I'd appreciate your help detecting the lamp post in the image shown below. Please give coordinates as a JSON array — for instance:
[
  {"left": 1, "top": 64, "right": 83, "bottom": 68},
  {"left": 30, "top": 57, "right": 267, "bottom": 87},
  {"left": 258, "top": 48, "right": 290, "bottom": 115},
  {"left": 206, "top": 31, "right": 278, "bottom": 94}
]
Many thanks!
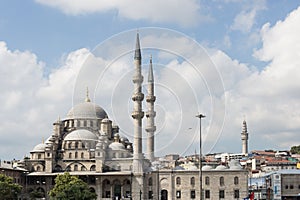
[
  {"left": 23, "top": 171, "right": 29, "bottom": 199},
  {"left": 130, "top": 172, "right": 133, "bottom": 200},
  {"left": 196, "top": 114, "right": 205, "bottom": 200}
]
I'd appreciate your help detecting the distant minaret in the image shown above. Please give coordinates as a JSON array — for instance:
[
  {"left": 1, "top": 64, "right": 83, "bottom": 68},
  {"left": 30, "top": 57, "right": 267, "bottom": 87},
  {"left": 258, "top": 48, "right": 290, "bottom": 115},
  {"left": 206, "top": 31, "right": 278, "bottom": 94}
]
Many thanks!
[
  {"left": 132, "top": 33, "right": 144, "bottom": 173},
  {"left": 145, "top": 56, "right": 156, "bottom": 162},
  {"left": 241, "top": 120, "right": 249, "bottom": 155}
]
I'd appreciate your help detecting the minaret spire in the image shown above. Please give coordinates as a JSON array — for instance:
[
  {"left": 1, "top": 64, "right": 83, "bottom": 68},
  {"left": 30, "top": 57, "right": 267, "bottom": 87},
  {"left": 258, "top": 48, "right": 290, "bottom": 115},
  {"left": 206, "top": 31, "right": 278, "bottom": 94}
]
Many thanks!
[
  {"left": 241, "top": 119, "right": 249, "bottom": 155},
  {"left": 134, "top": 32, "right": 141, "bottom": 60},
  {"left": 146, "top": 56, "right": 156, "bottom": 162},
  {"left": 132, "top": 32, "right": 144, "bottom": 173}
]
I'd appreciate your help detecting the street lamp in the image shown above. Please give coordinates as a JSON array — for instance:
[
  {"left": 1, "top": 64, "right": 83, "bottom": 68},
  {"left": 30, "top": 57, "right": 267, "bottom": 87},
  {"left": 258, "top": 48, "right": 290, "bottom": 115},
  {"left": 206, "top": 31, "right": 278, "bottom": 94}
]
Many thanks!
[
  {"left": 196, "top": 113, "right": 205, "bottom": 200},
  {"left": 23, "top": 171, "right": 29, "bottom": 199}
]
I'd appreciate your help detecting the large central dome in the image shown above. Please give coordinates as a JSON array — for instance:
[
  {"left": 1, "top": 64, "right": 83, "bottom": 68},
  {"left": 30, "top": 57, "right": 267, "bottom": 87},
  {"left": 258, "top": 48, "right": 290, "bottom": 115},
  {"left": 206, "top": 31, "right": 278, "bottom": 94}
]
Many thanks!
[{"left": 66, "top": 99, "right": 107, "bottom": 119}]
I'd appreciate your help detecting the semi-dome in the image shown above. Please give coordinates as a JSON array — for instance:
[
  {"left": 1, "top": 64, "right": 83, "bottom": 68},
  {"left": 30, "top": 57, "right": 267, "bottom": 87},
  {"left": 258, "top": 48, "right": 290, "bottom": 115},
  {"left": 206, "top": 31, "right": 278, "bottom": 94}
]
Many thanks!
[
  {"left": 66, "top": 101, "right": 107, "bottom": 119},
  {"left": 64, "top": 129, "right": 98, "bottom": 141},
  {"left": 215, "top": 165, "right": 228, "bottom": 170},
  {"left": 32, "top": 143, "right": 47, "bottom": 152},
  {"left": 109, "top": 142, "right": 125, "bottom": 151},
  {"left": 202, "top": 165, "right": 213, "bottom": 171}
]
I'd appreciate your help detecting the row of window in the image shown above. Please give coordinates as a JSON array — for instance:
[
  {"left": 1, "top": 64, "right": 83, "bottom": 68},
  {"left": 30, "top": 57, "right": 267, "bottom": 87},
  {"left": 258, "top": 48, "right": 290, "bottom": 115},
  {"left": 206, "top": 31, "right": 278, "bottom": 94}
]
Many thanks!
[
  {"left": 64, "top": 119, "right": 98, "bottom": 128},
  {"left": 285, "top": 184, "right": 300, "bottom": 189},
  {"left": 65, "top": 141, "right": 86, "bottom": 149},
  {"left": 171, "top": 176, "right": 239, "bottom": 186},
  {"left": 68, "top": 152, "right": 85, "bottom": 159},
  {"left": 176, "top": 189, "right": 239, "bottom": 199},
  {"left": 65, "top": 165, "right": 96, "bottom": 171},
  {"left": 147, "top": 189, "right": 240, "bottom": 199}
]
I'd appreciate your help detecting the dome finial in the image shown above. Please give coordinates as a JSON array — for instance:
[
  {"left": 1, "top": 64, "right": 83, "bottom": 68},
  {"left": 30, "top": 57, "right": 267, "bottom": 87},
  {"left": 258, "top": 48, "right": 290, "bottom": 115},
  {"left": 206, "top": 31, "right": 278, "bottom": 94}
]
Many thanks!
[{"left": 85, "top": 87, "right": 91, "bottom": 102}]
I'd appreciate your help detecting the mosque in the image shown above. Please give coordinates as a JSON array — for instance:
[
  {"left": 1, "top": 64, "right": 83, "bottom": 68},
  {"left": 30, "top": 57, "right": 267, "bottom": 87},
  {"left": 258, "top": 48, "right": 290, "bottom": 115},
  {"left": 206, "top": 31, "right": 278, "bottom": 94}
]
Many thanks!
[{"left": 22, "top": 33, "right": 248, "bottom": 200}]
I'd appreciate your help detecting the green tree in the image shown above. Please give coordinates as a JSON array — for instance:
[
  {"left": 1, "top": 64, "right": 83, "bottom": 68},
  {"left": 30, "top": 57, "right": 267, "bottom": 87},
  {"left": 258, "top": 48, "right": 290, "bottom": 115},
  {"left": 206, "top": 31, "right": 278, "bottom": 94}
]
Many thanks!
[
  {"left": 290, "top": 145, "right": 300, "bottom": 154},
  {"left": 0, "top": 174, "right": 22, "bottom": 200},
  {"left": 49, "top": 172, "right": 97, "bottom": 200}
]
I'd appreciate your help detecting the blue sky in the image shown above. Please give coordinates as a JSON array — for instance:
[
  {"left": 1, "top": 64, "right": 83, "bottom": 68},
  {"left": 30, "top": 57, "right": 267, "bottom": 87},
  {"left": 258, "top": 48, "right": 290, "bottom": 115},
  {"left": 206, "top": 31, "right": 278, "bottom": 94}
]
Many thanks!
[
  {"left": 1, "top": 0, "right": 300, "bottom": 160},
  {"left": 1, "top": 0, "right": 298, "bottom": 69}
]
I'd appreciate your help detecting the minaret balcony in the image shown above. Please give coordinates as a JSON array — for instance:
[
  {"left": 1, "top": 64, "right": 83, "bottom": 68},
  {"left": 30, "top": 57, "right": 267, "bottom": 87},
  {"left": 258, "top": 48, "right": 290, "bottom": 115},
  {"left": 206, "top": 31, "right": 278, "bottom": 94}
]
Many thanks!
[
  {"left": 146, "top": 95, "right": 156, "bottom": 102},
  {"left": 241, "top": 134, "right": 248, "bottom": 140},
  {"left": 132, "top": 93, "right": 144, "bottom": 101},
  {"left": 132, "top": 75, "right": 144, "bottom": 83},
  {"left": 146, "top": 111, "right": 156, "bottom": 118},
  {"left": 131, "top": 111, "right": 144, "bottom": 119},
  {"left": 145, "top": 126, "right": 156, "bottom": 132}
]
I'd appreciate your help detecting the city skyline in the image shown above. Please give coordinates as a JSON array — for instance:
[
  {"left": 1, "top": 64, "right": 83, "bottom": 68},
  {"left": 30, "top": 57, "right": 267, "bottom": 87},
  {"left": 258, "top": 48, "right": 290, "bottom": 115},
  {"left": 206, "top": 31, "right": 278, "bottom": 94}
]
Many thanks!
[{"left": 1, "top": 1, "right": 300, "bottom": 160}]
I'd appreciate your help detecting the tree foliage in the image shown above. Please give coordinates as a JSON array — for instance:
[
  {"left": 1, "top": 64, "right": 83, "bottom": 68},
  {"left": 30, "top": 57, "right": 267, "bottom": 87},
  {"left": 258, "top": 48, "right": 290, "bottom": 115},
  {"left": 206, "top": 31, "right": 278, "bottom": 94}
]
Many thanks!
[
  {"left": 0, "top": 174, "right": 22, "bottom": 200},
  {"left": 49, "top": 172, "right": 97, "bottom": 200},
  {"left": 290, "top": 145, "right": 300, "bottom": 154}
]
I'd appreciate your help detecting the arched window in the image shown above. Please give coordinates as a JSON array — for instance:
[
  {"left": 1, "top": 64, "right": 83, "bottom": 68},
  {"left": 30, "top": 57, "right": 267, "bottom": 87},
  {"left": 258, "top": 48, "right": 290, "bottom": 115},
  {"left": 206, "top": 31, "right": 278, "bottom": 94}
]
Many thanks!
[
  {"left": 205, "top": 176, "right": 210, "bottom": 185},
  {"left": 65, "top": 166, "right": 71, "bottom": 172},
  {"left": 36, "top": 166, "right": 41, "bottom": 172},
  {"left": 75, "top": 152, "right": 78, "bottom": 158},
  {"left": 74, "top": 165, "right": 78, "bottom": 171},
  {"left": 81, "top": 152, "right": 84, "bottom": 158},
  {"left": 69, "top": 153, "right": 72, "bottom": 158},
  {"left": 176, "top": 177, "right": 181, "bottom": 185},
  {"left": 75, "top": 142, "right": 79, "bottom": 149},
  {"left": 220, "top": 176, "right": 224, "bottom": 186},
  {"left": 68, "top": 142, "right": 72, "bottom": 149},
  {"left": 234, "top": 176, "right": 239, "bottom": 185},
  {"left": 148, "top": 177, "right": 153, "bottom": 186},
  {"left": 191, "top": 177, "right": 195, "bottom": 185},
  {"left": 90, "top": 165, "right": 96, "bottom": 171}
]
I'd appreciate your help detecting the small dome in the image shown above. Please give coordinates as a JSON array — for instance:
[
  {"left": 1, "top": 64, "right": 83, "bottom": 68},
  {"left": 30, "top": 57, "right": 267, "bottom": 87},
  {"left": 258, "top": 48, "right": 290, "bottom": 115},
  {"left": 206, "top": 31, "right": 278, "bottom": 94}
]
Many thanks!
[
  {"left": 66, "top": 101, "right": 107, "bottom": 119},
  {"left": 32, "top": 143, "right": 47, "bottom": 152},
  {"left": 215, "top": 165, "right": 228, "bottom": 170},
  {"left": 202, "top": 165, "right": 213, "bottom": 171},
  {"left": 187, "top": 165, "right": 198, "bottom": 170},
  {"left": 64, "top": 129, "right": 98, "bottom": 141},
  {"left": 109, "top": 142, "right": 125, "bottom": 151},
  {"left": 120, "top": 136, "right": 129, "bottom": 142},
  {"left": 102, "top": 117, "right": 110, "bottom": 123}
]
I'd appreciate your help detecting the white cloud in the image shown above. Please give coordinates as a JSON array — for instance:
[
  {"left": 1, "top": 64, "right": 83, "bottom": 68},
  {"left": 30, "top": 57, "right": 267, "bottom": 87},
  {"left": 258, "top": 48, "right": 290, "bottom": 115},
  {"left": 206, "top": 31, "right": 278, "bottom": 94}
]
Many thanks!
[
  {"left": 223, "top": 6, "right": 300, "bottom": 151},
  {"left": 231, "top": 0, "right": 267, "bottom": 33},
  {"left": 0, "top": 42, "right": 90, "bottom": 159},
  {"left": 35, "top": 0, "right": 205, "bottom": 27}
]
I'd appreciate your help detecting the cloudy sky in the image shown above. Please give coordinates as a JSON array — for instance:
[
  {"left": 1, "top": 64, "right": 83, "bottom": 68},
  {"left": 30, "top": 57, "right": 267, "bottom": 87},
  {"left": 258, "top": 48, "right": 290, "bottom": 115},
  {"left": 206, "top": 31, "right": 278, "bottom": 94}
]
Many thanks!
[{"left": 1, "top": 0, "right": 300, "bottom": 160}]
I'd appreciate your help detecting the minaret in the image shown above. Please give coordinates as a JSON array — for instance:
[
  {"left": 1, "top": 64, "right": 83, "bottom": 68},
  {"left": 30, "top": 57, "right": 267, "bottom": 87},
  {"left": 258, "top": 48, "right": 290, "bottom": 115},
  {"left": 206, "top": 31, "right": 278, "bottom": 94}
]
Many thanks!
[
  {"left": 131, "top": 33, "right": 144, "bottom": 173},
  {"left": 241, "top": 120, "right": 249, "bottom": 155},
  {"left": 145, "top": 56, "right": 156, "bottom": 162}
]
